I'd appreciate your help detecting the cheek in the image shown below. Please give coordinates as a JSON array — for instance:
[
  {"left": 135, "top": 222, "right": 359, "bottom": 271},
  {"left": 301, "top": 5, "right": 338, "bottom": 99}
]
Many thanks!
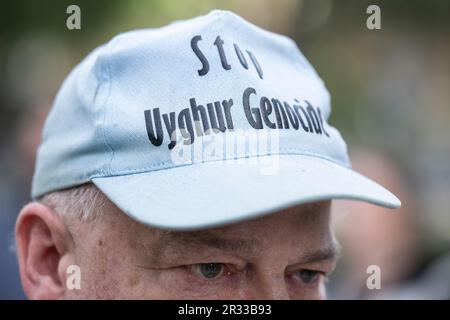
[
  {"left": 68, "top": 241, "right": 182, "bottom": 299},
  {"left": 72, "top": 246, "right": 119, "bottom": 298},
  {"left": 286, "top": 278, "right": 328, "bottom": 300},
  {"left": 144, "top": 270, "right": 242, "bottom": 299}
]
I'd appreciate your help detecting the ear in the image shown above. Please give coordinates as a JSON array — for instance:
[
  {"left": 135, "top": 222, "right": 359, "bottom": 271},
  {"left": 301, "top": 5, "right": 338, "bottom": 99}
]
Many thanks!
[{"left": 15, "top": 202, "right": 75, "bottom": 300}]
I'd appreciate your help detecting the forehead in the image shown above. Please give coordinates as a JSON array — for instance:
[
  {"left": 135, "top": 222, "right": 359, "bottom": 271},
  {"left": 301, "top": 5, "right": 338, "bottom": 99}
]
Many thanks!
[
  {"left": 126, "top": 200, "right": 331, "bottom": 235},
  {"left": 197, "top": 201, "right": 332, "bottom": 239},
  {"left": 117, "top": 201, "right": 334, "bottom": 259}
]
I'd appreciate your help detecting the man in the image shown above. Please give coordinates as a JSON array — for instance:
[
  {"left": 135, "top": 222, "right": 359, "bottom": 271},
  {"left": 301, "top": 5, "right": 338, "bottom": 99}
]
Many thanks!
[{"left": 15, "top": 10, "right": 400, "bottom": 299}]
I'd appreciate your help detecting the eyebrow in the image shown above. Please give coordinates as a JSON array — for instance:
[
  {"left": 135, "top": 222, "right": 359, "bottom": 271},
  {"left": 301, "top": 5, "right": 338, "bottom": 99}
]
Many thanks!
[
  {"left": 152, "top": 232, "right": 261, "bottom": 260},
  {"left": 149, "top": 231, "right": 340, "bottom": 265},
  {"left": 299, "top": 244, "right": 341, "bottom": 265}
]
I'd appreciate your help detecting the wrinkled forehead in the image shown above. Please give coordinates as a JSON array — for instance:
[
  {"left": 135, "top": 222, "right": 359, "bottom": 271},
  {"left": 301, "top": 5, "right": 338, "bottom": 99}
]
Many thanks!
[
  {"left": 206, "top": 200, "right": 333, "bottom": 235},
  {"left": 77, "top": 195, "right": 335, "bottom": 263},
  {"left": 125, "top": 201, "right": 335, "bottom": 259}
]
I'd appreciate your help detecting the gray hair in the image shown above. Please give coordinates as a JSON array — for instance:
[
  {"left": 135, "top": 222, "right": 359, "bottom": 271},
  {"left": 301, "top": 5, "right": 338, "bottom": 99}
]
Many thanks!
[{"left": 38, "top": 183, "right": 108, "bottom": 222}]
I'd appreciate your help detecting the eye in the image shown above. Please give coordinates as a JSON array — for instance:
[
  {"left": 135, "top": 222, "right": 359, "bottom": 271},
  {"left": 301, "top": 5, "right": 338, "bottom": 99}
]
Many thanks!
[
  {"left": 294, "top": 270, "right": 321, "bottom": 284},
  {"left": 191, "top": 263, "right": 226, "bottom": 280}
]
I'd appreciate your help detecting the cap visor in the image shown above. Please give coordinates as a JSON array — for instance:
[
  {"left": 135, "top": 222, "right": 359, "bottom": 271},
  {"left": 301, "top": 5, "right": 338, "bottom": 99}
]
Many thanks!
[{"left": 92, "top": 154, "right": 401, "bottom": 230}]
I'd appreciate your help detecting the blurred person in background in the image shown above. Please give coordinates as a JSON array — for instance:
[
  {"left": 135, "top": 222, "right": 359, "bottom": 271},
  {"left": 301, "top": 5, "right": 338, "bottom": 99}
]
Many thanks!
[
  {"left": 329, "top": 149, "right": 450, "bottom": 299},
  {"left": 0, "top": 101, "right": 49, "bottom": 299}
]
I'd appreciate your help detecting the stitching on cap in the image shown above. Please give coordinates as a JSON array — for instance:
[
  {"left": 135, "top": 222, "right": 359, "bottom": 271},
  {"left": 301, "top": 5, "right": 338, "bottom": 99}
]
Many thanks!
[
  {"left": 99, "top": 41, "right": 117, "bottom": 176},
  {"left": 90, "top": 149, "right": 349, "bottom": 179}
]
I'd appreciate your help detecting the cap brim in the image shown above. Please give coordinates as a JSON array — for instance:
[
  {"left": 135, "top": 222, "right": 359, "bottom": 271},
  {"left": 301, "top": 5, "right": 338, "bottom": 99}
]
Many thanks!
[{"left": 92, "top": 154, "right": 401, "bottom": 230}]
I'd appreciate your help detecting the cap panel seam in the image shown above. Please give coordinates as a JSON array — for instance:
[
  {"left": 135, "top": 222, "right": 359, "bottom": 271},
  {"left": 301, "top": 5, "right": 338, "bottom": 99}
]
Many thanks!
[
  {"left": 90, "top": 150, "right": 350, "bottom": 179},
  {"left": 98, "top": 41, "right": 119, "bottom": 176}
]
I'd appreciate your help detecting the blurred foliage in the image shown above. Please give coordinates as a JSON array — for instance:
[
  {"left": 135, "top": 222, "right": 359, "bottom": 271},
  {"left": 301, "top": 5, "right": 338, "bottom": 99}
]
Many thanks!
[
  {"left": 1, "top": 0, "right": 449, "bottom": 42},
  {"left": 1, "top": 0, "right": 449, "bottom": 173},
  {"left": 1, "top": 0, "right": 449, "bottom": 129},
  {"left": 0, "top": 0, "right": 120, "bottom": 42}
]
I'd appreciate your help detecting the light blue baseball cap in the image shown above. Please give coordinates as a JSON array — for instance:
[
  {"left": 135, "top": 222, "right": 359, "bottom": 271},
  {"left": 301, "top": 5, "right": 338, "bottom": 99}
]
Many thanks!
[{"left": 32, "top": 10, "right": 400, "bottom": 230}]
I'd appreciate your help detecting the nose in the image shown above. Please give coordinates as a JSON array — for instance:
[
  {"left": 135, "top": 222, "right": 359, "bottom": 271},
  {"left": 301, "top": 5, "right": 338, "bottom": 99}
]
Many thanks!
[{"left": 247, "top": 275, "right": 290, "bottom": 300}]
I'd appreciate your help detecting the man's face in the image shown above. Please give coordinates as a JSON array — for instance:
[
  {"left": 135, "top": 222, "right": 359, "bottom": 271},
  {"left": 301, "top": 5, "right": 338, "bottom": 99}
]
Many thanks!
[{"left": 64, "top": 200, "right": 337, "bottom": 299}]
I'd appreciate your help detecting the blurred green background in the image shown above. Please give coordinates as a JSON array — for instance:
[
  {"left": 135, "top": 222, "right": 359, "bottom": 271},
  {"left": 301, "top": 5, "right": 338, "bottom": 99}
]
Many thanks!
[{"left": 0, "top": 0, "right": 449, "bottom": 299}]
